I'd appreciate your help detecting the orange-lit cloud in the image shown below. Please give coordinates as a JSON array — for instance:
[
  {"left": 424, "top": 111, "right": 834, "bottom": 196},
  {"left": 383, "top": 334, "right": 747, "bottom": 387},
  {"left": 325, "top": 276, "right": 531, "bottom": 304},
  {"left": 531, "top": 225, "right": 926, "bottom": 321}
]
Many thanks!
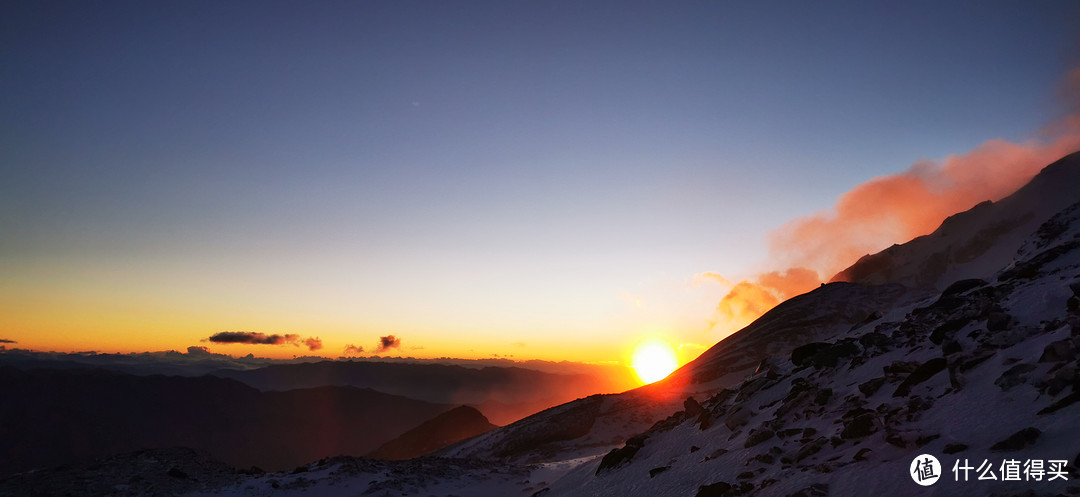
[
  {"left": 0, "top": 338, "right": 15, "bottom": 344},
  {"left": 708, "top": 268, "right": 822, "bottom": 333},
  {"left": 343, "top": 344, "right": 364, "bottom": 356},
  {"left": 304, "top": 337, "right": 323, "bottom": 351},
  {"left": 376, "top": 335, "right": 401, "bottom": 353},
  {"left": 205, "top": 331, "right": 323, "bottom": 351},
  {"left": 707, "top": 68, "right": 1080, "bottom": 338},
  {"left": 769, "top": 139, "right": 1080, "bottom": 277}
]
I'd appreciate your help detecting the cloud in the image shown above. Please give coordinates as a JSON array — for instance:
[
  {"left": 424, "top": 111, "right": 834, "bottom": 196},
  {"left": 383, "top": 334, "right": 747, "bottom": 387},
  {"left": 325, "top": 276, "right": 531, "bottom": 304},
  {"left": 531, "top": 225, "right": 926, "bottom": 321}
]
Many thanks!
[
  {"left": 693, "top": 272, "right": 732, "bottom": 286},
  {"left": 0, "top": 338, "right": 15, "bottom": 344},
  {"left": 206, "top": 331, "right": 323, "bottom": 351},
  {"left": 706, "top": 68, "right": 1080, "bottom": 339},
  {"left": 343, "top": 344, "right": 364, "bottom": 355},
  {"left": 376, "top": 335, "right": 401, "bottom": 353},
  {"left": 767, "top": 140, "right": 1080, "bottom": 278}
]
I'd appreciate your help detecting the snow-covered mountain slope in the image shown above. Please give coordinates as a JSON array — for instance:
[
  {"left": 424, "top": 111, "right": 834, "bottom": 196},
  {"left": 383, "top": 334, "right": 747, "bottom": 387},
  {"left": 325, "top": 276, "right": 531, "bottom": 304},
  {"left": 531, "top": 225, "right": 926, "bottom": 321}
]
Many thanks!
[
  {"left": 168, "top": 183, "right": 1079, "bottom": 497},
  {"left": 541, "top": 198, "right": 1080, "bottom": 497},
  {"left": 832, "top": 151, "right": 1080, "bottom": 289},
  {"left": 5, "top": 155, "right": 1079, "bottom": 497}
]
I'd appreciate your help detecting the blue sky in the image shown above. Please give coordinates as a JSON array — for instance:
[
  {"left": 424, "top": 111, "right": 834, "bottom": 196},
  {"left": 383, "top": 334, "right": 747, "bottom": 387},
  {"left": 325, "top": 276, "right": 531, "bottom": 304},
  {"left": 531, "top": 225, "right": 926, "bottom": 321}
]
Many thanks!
[{"left": 2, "top": 0, "right": 1078, "bottom": 362}]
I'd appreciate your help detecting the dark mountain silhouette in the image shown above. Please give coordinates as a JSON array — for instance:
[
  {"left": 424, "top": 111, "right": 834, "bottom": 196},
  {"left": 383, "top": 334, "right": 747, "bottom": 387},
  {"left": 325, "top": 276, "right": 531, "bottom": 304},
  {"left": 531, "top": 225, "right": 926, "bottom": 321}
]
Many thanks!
[
  {"left": 0, "top": 367, "right": 451, "bottom": 476},
  {"left": 211, "top": 360, "right": 616, "bottom": 425},
  {"left": 368, "top": 405, "right": 498, "bottom": 460}
]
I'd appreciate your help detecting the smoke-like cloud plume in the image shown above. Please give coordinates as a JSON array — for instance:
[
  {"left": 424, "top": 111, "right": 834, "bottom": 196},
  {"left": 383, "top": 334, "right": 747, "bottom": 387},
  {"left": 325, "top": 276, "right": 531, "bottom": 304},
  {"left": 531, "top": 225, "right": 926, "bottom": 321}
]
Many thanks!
[
  {"left": 205, "top": 331, "right": 323, "bottom": 351},
  {"left": 0, "top": 338, "right": 16, "bottom": 344},
  {"left": 706, "top": 68, "right": 1080, "bottom": 338},
  {"left": 376, "top": 335, "right": 401, "bottom": 353},
  {"left": 343, "top": 344, "right": 364, "bottom": 356}
]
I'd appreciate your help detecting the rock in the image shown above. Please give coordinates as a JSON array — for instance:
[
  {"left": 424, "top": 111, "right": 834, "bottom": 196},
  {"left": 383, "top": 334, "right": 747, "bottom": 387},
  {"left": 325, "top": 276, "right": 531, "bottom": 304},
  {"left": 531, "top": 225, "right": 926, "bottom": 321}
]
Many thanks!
[
  {"left": 943, "top": 443, "right": 968, "bottom": 454},
  {"left": 684, "top": 397, "right": 705, "bottom": 418},
  {"left": 990, "top": 427, "right": 1042, "bottom": 452},
  {"left": 1038, "top": 339, "right": 1076, "bottom": 363},
  {"left": 648, "top": 466, "right": 670, "bottom": 478},
  {"left": 883, "top": 360, "right": 920, "bottom": 376},
  {"left": 796, "top": 437, "right": 827, "bottom": 462},
  {"left": 744, "top": 428, "right": 775, "bottom": 448},
  {"left": 885, "top": 432, "right": 907, "bottom": 448},
  {"left": 595, "top": 435, "right": 647, "bottom": 475},
  {"left": 942, "top": 340, "right": 962, "bottom": 355},
  {"left": 916, "top": 434, "right": 940, "bottom": 447},
  {"left": 892, "top": 358, "right": 947, "bottom": 397},
  {"left": 959, "top": 350, "right": 995, "bottom": 372},
  {"left": 853, "top": 448, "right": 873, "bottom": 461},
  {"left": 1038, "top": 364, "right": 1076, "bottom": 395},
  {"left": 813, "top": 388, "right": 832, "bottom": 405},
  {"left": 840, "top": 412, "right": 878, "bottom": 439},
  {"left": 705, "top": 448, "right": 729, "bottom": 461},
  {"left": 942, "top": 279, "right": 988, "bottom": 296},
  {"left": 690, "top": 445, "right": 700, "bottom": 453},
  {"left": 166, "top": 467, "right": 188, "bottom": 479},
  {"left": 736, "top": 471, "right": 755, "bottom": 480},
  {"left": 754, "top": 453, "right": 775, "bottom": 464},
  {"left": 931, "top": 318, "right": 970, "bottom": 344},
  {"left": 698, "top": 411, "right": 714, "bottom": 431},
  {"left": 858, "top": 332, "right": 890, "bottom": 349},
  {"left": 810, "top": 341, "right": 860, "bottom": 369},
  {"left": 1037, "top": 392, "right": 1080, "bottom": 415},
  {"left": 791, "top": 343, "right": 832, "bottom": 367},
  {"left": 858, "top": 377, "right": 886, "bottom": 397},
  {"left": 777, "top": 428, "right": 803, "bottom": 439},
  {"left": 695, "top": 481, "right": 732, "bottom": 497},
  {"left": 994, "top": 363, "right": 1037, "bottom": 391},
  {"left": 987, "top": 311, "right": 1013, "bottom": 332}
]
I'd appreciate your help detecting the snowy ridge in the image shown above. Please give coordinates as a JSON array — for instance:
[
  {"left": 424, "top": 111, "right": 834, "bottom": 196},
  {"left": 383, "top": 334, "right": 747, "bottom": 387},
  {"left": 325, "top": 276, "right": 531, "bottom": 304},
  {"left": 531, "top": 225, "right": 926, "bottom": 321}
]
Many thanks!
[{"left": 832, "top": 151, "right": 1080, "bottom": 290}]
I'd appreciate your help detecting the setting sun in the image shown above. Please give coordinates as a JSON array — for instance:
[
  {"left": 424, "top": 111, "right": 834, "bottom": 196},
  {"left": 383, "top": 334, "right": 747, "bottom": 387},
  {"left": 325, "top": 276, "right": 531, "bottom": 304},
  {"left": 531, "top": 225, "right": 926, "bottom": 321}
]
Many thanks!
[{"left": 631, "top": 339, "right": 679, "bottom": 384}]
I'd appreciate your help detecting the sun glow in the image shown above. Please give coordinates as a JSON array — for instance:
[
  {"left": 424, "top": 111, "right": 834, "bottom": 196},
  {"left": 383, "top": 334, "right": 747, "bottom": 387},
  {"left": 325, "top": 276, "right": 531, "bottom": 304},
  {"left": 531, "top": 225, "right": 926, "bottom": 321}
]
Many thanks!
[{"left": 631, "top": 339, "right": 679, "bottom": 384}]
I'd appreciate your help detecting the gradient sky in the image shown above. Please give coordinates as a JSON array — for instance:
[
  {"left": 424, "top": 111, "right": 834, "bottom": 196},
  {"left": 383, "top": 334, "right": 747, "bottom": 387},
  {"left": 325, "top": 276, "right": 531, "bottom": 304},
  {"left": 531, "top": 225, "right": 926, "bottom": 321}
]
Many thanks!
[{"left": 2, "top": 1, "right": 1079, "bottom": 364}]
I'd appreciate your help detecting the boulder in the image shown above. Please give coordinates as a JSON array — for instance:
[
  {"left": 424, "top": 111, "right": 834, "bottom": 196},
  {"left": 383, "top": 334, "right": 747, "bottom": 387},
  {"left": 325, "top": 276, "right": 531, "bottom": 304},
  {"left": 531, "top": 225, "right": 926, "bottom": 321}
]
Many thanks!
[{"left": 989, "top": 427, "right": 1041, "bottom": 452}]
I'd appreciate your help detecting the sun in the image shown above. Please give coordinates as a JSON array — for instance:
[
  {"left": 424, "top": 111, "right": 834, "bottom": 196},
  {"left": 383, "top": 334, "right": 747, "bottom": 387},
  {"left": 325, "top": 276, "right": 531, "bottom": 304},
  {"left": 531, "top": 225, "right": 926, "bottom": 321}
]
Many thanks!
[{"left": 631, "top": 339, "right": 679, "bottom": 384}]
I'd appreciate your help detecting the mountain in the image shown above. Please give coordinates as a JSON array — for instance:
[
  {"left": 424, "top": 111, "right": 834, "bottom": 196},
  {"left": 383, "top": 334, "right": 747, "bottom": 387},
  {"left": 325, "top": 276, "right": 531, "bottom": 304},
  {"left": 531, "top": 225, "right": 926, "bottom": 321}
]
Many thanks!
[
  {"left": 368, "top": 405, "right": 498, "bottom": 460},
  {"left": 3, "top": 152, "right": 1078, "bottom": 496},
  {"left": 0, "top": 368, "right": 452, "bottom": 476},
  {"left": 832, "top": 151, "right": 1080, "bottom": 289},
  {"left": 210, "top": 360, "right": 622, "bottom": 425}
]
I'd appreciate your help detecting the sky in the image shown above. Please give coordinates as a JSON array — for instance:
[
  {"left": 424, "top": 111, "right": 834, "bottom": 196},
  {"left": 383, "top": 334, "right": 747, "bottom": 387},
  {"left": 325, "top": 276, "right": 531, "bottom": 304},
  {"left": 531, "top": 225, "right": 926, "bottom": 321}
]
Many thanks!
[{"left": 2, "top": 1, "right": 1079, "bottom": 365}]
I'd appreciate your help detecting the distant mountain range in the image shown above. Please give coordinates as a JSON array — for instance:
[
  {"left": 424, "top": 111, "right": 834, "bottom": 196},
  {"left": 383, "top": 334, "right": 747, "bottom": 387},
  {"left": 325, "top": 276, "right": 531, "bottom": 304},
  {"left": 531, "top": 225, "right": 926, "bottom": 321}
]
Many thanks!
[
  {"left": 209, "top": 359, "right": 618, "bottom": 425},
  {"left": 0, "top": 367, "right": 450, "bottom": 475}
]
